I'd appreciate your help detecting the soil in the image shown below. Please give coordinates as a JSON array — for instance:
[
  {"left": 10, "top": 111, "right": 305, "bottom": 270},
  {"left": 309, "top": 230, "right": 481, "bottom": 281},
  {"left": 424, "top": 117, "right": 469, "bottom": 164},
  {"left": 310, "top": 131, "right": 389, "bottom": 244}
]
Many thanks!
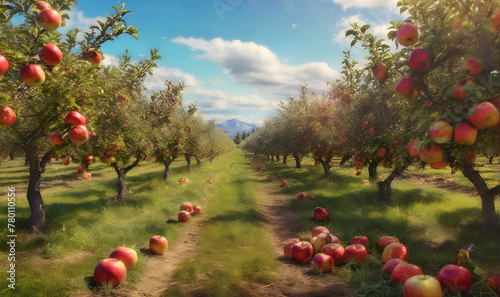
[{"left": 398, "top": 173, "right": 479, "bottom": 197}]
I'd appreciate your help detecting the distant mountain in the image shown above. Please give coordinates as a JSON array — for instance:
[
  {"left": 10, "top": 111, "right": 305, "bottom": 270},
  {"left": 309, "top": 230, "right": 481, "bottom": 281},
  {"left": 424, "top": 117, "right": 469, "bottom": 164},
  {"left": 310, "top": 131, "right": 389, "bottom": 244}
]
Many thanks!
[{"left": 216, "top": 118, "right": 258, "bottom": 138}]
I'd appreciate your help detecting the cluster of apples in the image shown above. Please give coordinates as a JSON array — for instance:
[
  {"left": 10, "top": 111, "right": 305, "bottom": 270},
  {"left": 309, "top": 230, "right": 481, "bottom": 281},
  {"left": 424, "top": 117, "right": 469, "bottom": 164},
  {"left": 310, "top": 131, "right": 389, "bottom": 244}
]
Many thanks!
[
  {"left": 178, "top": 177, "right": 190, "bottom": 185},
  {"left": 178, "top": 202, "right": 202, "bottom": 222},
  {"left": 75, "top": 165, "right": 91, "bottom": 179},
  {"left": 50, "top": 111, "right": 90, "bottom": 146}
]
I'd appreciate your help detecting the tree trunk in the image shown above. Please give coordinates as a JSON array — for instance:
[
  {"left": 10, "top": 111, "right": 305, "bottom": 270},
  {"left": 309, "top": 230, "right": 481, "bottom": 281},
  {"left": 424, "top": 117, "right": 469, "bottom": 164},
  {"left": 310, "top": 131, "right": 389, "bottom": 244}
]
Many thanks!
[
  {"left": 24, "top": 154, "right": 29, "bottom": 166},
  {"left": 163, "top": 161, "right": 171, "bottom": 181},
  {"left": 9, "top": 151, "right": 15, "bottom": 160},
  {"left": 195, "top": 156, "right": 201, "bottom": 166},
  {"left": 340, "top": 154, "right": 352, "bottom": 166},
  {"left": 377, "top": 163, "right": 407, "bottom": 202},
  {"left": 461, "top": 162, "right": 499, "bottom": 234},
  {"left": 116, "top": 171, "right": 126, "bottom": 200},
  {"left": 488, "top": 155, "right": 494, "bottom": 164},
  {"left": 275, "top": 154, "right": 280, "bottom": 162},
  {"left": 265, "top": 153, "right": 270, "bottom": 160},
  {"left": 185, "top": 154, "right": 191, "bottom": 172},
  {"left": 368, "top": 160, "right": 379, "bottom": 181},
  {"left": 293, "top": 152, "right": 301, "bottom": 169},
  {"left": 283, "top": 155, "right": 288, "bottom": 165},
  {"left": 318, "top": 158, "right": 331, "bottom": 176},
  {"left": 271, "top": 155, "right": 275, "bottom": 162}
]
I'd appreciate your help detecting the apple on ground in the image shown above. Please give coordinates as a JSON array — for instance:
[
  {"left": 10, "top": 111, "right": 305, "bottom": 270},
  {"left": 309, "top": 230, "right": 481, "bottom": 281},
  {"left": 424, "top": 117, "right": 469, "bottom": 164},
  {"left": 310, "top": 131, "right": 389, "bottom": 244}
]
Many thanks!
[
  {"left": 437, "top": 264, "right": 472, "bottom": 295},
  {"left": 283, "top": 239, "right": 299, "bottom": 259},
  {"left": 313, "top": 253, "right": 334, "bottom": 273},
  {"left": 297, "top": 192, "right": 306, "bottom": 200},
  {"left": 321, "top": 243, "right": 345, "bottom": 265},
  {"left": 0, "top": 54, "right": 8, "bottom": 76},
  {"left": 344, "top": 244, "right": 368, "bottom": 263},
  {"left": 61, "top": 158, "right": 70, "bottom": 165},
  {"left": 93, "top": 258, "right": 127, "bottom": 287},
  {"left": 37, "top": 8, "right": 61, "bottom": 31},
  {"left": 149, "top": 236, "right": 168, "bottom": 255},
  {"left": 192, "top": 206, "right": 202, "bottom": 216},
  {"left": 313, "top": 232, "right": 332, "bottom": 253},
  {"left": 68, "top": 125, "right": 89, "bottom": 145},
  {"left": 81, "top": 172, "right": 92, "bottom": 179},
  {"left": 312, "top": 226, "right": 329, "bottom": 238},
  {"left": 403, "top": 274, "right": 442, "bottom": 297},
  {"left": 397, "top": 23, "right": 419, "bottom": 47},
  {"left": 468, "top": 102, "right": 499, "bottom": 129},
  {"left": 292, "top": 239, "right": 313, "bottom": 264},
  {"left": 280, "top": 179, "right": 288, "bottom": 187},
  {"left": 396, "top": 77, "right": 421, "bottom": 99},
  {"left": 378, "top": 236, "right": 399, "bottom": 248},
  {"left": 20, "top": 64, "right": 45, "bottom": 87},
  {"left": 486, "top": 274, "right": 499, "bottom": 295},
  {"left": 454, "top": 122, "right": 478, "bottom": 145},
  {"left": 178, "top": 211, "right": 191, "bottom": 222},
  {"left": 451, "top": 78, "right": 475, "bottom": 100},
  {"left": 391, "top": 262, "right": 423, "bottom": 286},
  {"left": 408, "top": 48, "right": 431, "bottom": 72},
  {"left": 382, "top": 258, "right": 405, "bottom": 276},
  {"left": 314, "top": 207, "right": 328, "bottom": 220},
  {"left": 352, "top": 236, "right": 368, "bottom": 248},
  {"left": 373, "top": 62, "right": 389, "bottom": 82},
  {"left": 428, "top": 120, "right": 453, "bottom": 143},
  {"left": 38, "top": 43, "right": 62, "bottom": 66},
  {"left": 419, "top": 143, "right": 444, "bottom": 164},
  {"left": 50, "top": 133, "right": 64, "bottom": 145},
  {"left": 110, "top": 247, "right": 138, "bottom": 269},
  {"left": 180, "top": 202, "right": 194, "bottom": 213},
  {"left": 64, "top": 111, "right": 86, "bottom": 125},
  {"left": 382, "top": 242, "right": 408, "bottom": 263},
  {"left": 461, "top": 57, "right": 482, "bottom": 77}
]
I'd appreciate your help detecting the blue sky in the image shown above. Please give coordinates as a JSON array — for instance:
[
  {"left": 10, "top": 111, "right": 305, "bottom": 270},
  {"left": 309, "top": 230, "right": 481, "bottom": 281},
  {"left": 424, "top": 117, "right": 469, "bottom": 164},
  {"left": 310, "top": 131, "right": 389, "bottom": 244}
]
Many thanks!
[{"left": 66, "top": 0, "right": 404, "bottom": 124}]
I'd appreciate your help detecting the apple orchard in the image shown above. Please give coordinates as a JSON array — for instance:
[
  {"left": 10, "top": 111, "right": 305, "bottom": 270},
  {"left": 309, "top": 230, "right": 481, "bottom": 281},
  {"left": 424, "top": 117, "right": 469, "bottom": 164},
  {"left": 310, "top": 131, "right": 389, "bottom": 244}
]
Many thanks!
[{"left": 0, "top": 0, "right": 499, "bottom": 296}]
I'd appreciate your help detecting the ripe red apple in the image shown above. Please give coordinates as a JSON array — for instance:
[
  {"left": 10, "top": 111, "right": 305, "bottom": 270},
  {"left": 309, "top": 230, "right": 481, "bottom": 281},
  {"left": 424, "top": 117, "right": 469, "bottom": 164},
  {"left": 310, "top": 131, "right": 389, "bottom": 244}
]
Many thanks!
[
  {"left": 0, "top": 54, "right": 8, "bottom": 76},
  {"left": 354, "top": 161, "right": 363, "bottom": 169},
  {"left": 68, "top": 125, "right": 89, "bottom": 145},
  {"left": 352, "top": 236, "right": 368, "bottom": 248},
  {"left": 313, "top": 253, "right": 334, "bottom": 273},
  {"left": 100, "top": 155, "right": 116, "bottom": 164},
  {"left": 297, "top": 192, "right": 306, "bottom": 200},
  {"left": 35, "top": 1, "right": 51, "bottom": 11},
  {"left": 407, "top": 141, "right": 420, "bottom": 158},
  {"left": 373, "top": 62, "right": 388, "bottom": 82},
  {"left": 110, "top": 247, "right": 138, "bottom": 269},
  {"left": 344, "top": 244, "right": 368, "bottom": 263},
  {"left": 49, "top": 133, "right": 64, "bottom": 145},
  {"left": 61, "top": 158, "right": 70, "bottom": 165},
  {"left": 362, "top": 121, "right": 369, "bottom": 127},
  {"left": 391, "top": 262, "right": 423, "bottom": 286},
  {"left": 314, "top": 207, "right": 328, "bottom": 220},
  {"left": 193, "top": 206, "right": 202, "bottom": 216},
  {"left": 149, "top": 235, "right": 168, "bottom": 255},
  {"left": 428, "top": 120, "right": 453, "bottom": 143},
  {"left": 403, "top": 274, "right": 442, "bottom": 297},
  {"left": 451, "top": 78, "right": 475, "bottom": 100},
  {"left": 464, "top": 149, "right": 477, "bottom": 163},
  {"left": 93, "top": 258, "right": 127, "bottom": 287},
  {"left": 382, "top": 242, "right": 408, "bottom": 263},
  {"left": 397, "top": 23, "right": 419, "bottom": 46},
  {"left": 20, "top": 64, "right": 45, "bottom": 87},
  {"left": 493, "top": 12, "right": 500, "bottom": 32},
  {"left": 468, "top": 102, "right": 499, "bottom": 129},
  {"left": 0, "top": 105, "right": 16, "bottom": 127},
  {"left": 429, "top": 160, "right": 448, "bottom": 169},
  {"left": 438, "top": 264, "right": 472, "bottom": 295},
  {"left": 178, "top": 211, "right": 191, "bottom": 222},
  {"left": 486, "top": 274, "right": 499, "bottom": 295},
  {"left": 117, "top": 94, "right": 126, "bottom": 101},
  {"left": 419, "top": 143, "right": 444, "bottom": 164},
  {"left": 312, "top": 226, "right": 329, "bottom": 238},
  {"left": 340, "top": 91, "right": 350, "bottom": 103},
  {"left": 321, "top": 243, "right": 345, "bottom": 265},
  {"left": 378, "top": 236, "right": 399, "bottom": 248},
  {"left": 283, "top": 239, "right": 299, "bottom": 259},
  {"left": 37, "top": 8, "right": 61, "bottom": 31},
  {"left": 461, "top": 57, "right": 482, "bottom": 77},
  {"left": 180, "top": 202, "right": 194, "bottom": 213},
  {"left": 64, "top": 111, "right": 86, "bottom": 125},
  {"left": 454, "top": 122, "right": 478, "bottom": 145},
  {"left": 313, "top": 232, "right": 332, "bottom": 253},
  {"left": 292, "top": 239, "right": 313, "bottom": 263},
  {"left": 396, "top": 77, "right": 421, "bottom": 99},
  {"left": 87, "top": 155, "right": 94, "bottom": 164},
  {"left": 382, "top": 258, "right": 405, "bottom": 275},
  {"left": 86, "top": 48, "right": 103, "bottom": 65},
  {"left": 377, "top": 147, "right": 387, "bottom": 157},
  {"left": 408, "top": 48, "right": 431, "bottom": 72},
  {"left": 38, "top": 43, "right": 62, "bottom": 66}
]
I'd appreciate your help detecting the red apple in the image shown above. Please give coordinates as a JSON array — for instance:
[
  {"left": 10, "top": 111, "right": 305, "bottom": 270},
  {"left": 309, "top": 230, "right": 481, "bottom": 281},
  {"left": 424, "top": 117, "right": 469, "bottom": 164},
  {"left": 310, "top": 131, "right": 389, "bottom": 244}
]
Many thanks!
[
  {"left": 193, "top": 206, "right": 202, "bottom": 216},
  {"left": 0, "top": 105, "right": 16, "bottom": 127},
  {"left": 391, "top": 262, "right": 423, "bottom": 286},
  {"left": 377, "top": 147, "right": 387, "bottom": 157},
  {"left": 352, "top": 236, "right": 368, "bottom": 248},
  {"left": 419, "top": 143, "right": 444, "bottom": 164},
  {"left": 93, "top": 258, "right": 127, "bottom": 287},
  {"left": 38, "top": 43, "right": 62, "bottom": 66},
  {"left": 438, "top": 264, "right": 472, "bottom": 295},
  {"left": 408, "top": 48, "right": 431, "bottom": 72},
  {"left": 428, "top": 120, "right": 453, "bottom": 143},
  {"left": 396, "top": 77, "right": 421, "bottom": 99},
  {"left": 68, "top": 125, "right": 89, "bottom": 145},
  {"left": 37, "top": 8, "right": 61, "bottom": 31},
  {"left": 468, "top": 102, "right": 499, "bottom": 129},
  {"left": 407, "top": 141, "right": 420, "bottom": 158},
  {"left": 110, "top": 247, "right": 138, "bottom": 269},
  {"left": 312, "top": 226, "right": 329, "bottom": 238},
  {"left": 454, "top": 122, "right": 478, "bottom": 145},
  {"left": 486, "top": 274, "right": 499, "bottom": 295},
  {"left": 321, "top": 243, "right": 345, "bottom": 265},
  {"left": 0, "top": 54, "right": 8, "bottom": 76},
  {"left": 354, "top": 161, "right": 363, "bottom": 169},
  {"left": 451, "top": 78, "right": 475, "bottom": 100},
  {"left": 64, "top": 111, "right": 86, "bottom": 125},
  {"left": 117, "top": 94, "right": 126, "bottom": 101},
  {"left": 344, "top": 244, "right": 368, "bottom": 263},
  {"left": 313, "top": 253, "right": 334, "bottom": 273},
  {"left": 49, "top": 133, "right": 64, "bottom": 145},
  {"left": 180, "top": 202, "right": 194, "bottom": 213},
  {"left": 493, "top": 12, "right": 500, "bottom": 32},
  {"left": 378, "top": 236, "right": 399, "bottom": 248},
  {"left": 464, "top": 149, "right": 477, "bottom": 163},
  {"left": 61, "top": 158, "right": 70, "bottom": 165},
  {"left": 86, "top": 48, "right": 103, "bottom": 65},
  {"left": 382, "top": 258, "right": 405, "bottom": 275},
  {"left": 283, "top": 239, "right": 299, "bottom": 259},
  {"left": 373, "top": 62, "right": 389, "bottom": 82},
  {"left": 314, "top": 207, "right": 328, "bottom": 221},
  {"left": 20, "top": 64, "right": 45, "bottom": 87},
  {"left": 313, "top": 232, "right": 332, "bottom": 253},
  {"left": 292, "top": 239, "right": 313, "bottom": 263},
  {"left": 149, "top": 235, "right": 168, "bottom": 255},
  {"left": 100, "top": 155, "right": 116, "bottom": 164},
  {"left": 403, "top": 274, "right": 442, "bottom": 297},
  {"left": 429, "top": 160, "right": 448, "bottom": 169},
  {"left": 382, "top": 242, "right": 408, "bottom": 263},
  {"left": 340, "top": 91, "right": 350, "bottom": 103},
  {"left": 87, "top": 155, "right": 94, "bottom": 164},
  {"left": 362, "top": 121, "right": 369, "bottom": 127},
  {"left": 35, "top": 1, "right": 51, "bottom": 11},
  {"left": 297, "top": 192, "right": 306, "bottom": 200},
  {"left": 178, "top": 211, "right": 191, "bottom": 222},
  {"left": 280, "top": 179, "right": 288, "bottom": 187},
  {"left": 397, "top": 23, "right": 418, "bottom": 47},
  {"left": 461, "top": 57, "right": 482, "bottom": 77}
]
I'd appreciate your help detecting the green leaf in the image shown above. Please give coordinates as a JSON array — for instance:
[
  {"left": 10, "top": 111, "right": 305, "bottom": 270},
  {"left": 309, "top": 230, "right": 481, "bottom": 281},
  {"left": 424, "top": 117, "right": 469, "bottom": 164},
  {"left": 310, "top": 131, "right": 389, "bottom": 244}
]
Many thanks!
[
  {"left": 360, "top": 24, "right": 370, "bottom": 33},
  {"left": 345, "top": 29, "right": 356, "bottom": 38},
  {"left": 350, "top": 39, "right": 357, "bottom": 47}
]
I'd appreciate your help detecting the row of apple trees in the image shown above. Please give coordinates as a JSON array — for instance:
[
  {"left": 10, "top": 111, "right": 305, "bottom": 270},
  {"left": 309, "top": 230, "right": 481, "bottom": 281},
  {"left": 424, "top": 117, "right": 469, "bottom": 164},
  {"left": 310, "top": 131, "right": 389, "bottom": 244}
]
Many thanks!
[
  {"left": 242, "top": 0, "right": 500, "bottom": 234},
  {"left": 0, "top": 1, "right": 235, "bottom": 232}
]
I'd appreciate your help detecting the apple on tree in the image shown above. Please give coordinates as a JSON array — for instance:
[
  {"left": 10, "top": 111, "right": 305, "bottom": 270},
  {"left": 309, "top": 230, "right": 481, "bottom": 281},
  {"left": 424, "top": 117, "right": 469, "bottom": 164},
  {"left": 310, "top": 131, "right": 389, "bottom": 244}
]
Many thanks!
[
  {"left": 86, "top": 48, "right": 103, "bottom": 65},
  {"left": 38, "top": 43, "right": 62, "bottom": 66},
  {"left": 428, "top": 120, "right": 453, "bottom": 143},
  {"left": 68, "top": 125, "right": 89, "bottom": 145},
  {"left": 397, "top": 23, "right": 419, "bottom": 47},
  {"left": 408, "top": 48, "right": 431, "bottom": 72},
  {"left": 93, "top": 258, "right": 127, "bottom": 288},
  {"left": 453, "top": 122, "right": 478, "bottom": 145},
  {"left": 0, "top": 54, "right": 8, "bottom": 76},
  {"left": 49, "top": 133, "right": 64, "bottom": 145},
  {"left": 461, "top": 56, "right": 482, "bottom": 77},
  {"left": 117, "top": 94, "right": 126, "bottom": 102},
  {"left": 35, "top": 1, "right": 51, "bottom": 11},
  {"left": 451, "top": 78, "right": 475, "bottom": 100},
  {"left": 395, "top": 77, "right": 421, "bottom": 99},
  {"left": 20, "top": 64, "right": 45, "bottom": 87},
  {"left": 406, "top": 141, "right": 420, "bottom": 159},
  {"left": 149, "top": 236, "right": 168, "bottom": 255},
  {"left": 373, "top": 62, "right": 389, "bottom": 82},
  {"left": 64, "top": 111, "right": 86, "bottom": 126},
  {"left": 0, "top": 105, "right": 16, "bottom": 127},
  {"left": 37, "top": 8, "right": 62, "bottom": 31},
  {"left": 468, "top": 102, "right": 499, "bottom": 129},
  {"left": 109, "top": 247, "right": 138, "bottom": 269},
  {"left": 419, "top": 143, "right": 444, "bottom": 164}
]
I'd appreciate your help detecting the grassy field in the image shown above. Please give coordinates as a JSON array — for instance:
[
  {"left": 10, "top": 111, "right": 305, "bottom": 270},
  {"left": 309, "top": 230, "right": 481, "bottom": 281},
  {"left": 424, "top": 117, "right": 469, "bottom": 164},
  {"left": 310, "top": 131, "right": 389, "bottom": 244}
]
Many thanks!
[{"left": 0, "top": 151, "right": 498, "bottom": 296}]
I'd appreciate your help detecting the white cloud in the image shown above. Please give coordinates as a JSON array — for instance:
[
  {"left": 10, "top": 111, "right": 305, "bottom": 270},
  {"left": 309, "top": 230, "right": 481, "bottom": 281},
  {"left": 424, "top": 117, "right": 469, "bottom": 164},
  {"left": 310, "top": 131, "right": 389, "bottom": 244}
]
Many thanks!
[
  {"left": 63, "top": 9, "right": 106, "bottom": 40},
  {"left": 209, "top": 77, "right": 224, "bottom": 85},
  {"left": 332, "top": 0, "right": 398, "bottom": 10},
  {"left": 333, "top": 14, "right": 365, "bottom": 44},
  {"left": 172, "top": 37, "right": 338, "bottom": 98},
  {"left": 292, "top": 23, "right": 298, "bottom": 29},
  {"left": 100, "top": 54, "right": 119, "bottom": 67}
]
